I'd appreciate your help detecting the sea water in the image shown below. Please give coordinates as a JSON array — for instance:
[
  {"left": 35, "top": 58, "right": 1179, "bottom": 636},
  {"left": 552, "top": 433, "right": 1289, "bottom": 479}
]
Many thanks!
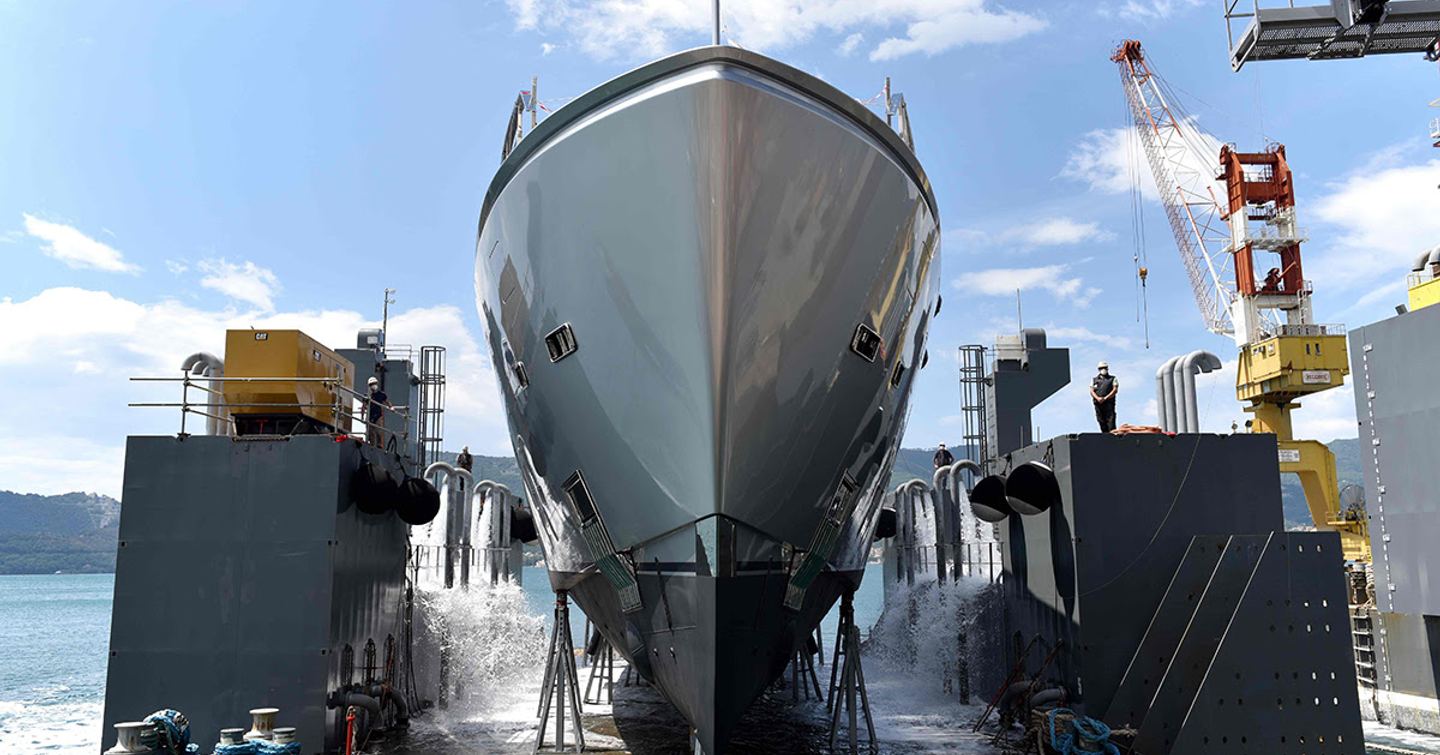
[
  {"left": 0, "top": 565, "right": 885, "bottom": 752},
  {"left": 0, "top": 574, "right": 113, "bottom": 752}
]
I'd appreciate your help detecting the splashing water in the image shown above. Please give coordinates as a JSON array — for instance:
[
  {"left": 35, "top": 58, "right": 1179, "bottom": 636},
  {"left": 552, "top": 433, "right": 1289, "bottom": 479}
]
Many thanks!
[
  {"left": 413, "top": 581, "right": 549, "bottom": 722},
  {"left": 867, "top": 576, "right": 999, "bottom": 698}
]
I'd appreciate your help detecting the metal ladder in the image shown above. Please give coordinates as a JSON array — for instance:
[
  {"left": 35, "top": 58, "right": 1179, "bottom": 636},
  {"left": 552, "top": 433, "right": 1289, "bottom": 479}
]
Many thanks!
[
  {"left": 958, "top": 344, "right": 989, "bottom": 467},
  {"left": 417, "top": 346, "right": 446, "bottom": 469}
]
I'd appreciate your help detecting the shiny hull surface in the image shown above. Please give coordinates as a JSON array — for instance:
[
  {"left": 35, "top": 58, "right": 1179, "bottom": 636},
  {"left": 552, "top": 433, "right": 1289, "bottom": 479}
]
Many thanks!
[{"left": 475, "top": 47, "right": 939, "bottom": 753}]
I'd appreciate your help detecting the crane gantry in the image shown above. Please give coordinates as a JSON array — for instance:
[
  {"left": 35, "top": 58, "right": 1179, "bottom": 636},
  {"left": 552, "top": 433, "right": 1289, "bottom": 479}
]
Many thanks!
[{"left": 1113, "top": 40, "right": 1371, "bottom": 562}]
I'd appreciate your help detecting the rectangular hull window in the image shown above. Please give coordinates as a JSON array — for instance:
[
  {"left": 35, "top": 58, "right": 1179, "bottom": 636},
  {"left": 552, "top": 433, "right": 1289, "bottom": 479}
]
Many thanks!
[
  {"left": 545, "top": 323, "right": 578, "bottom": 362},
  {"left": 890, "top": 360, "right": 906, "bottom": 388},
  {"left": 513, "top": 361, "right": 529, "bottom": 388},
  {"left": 561, "top": 471, "right": 598, "bottom": 523},
  {"left": 850, "top": 323, "right": 882, "bottom": 363}
]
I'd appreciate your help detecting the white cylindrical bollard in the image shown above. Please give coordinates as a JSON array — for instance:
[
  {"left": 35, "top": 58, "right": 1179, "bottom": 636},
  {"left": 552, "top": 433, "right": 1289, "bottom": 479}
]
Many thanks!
[
  {"left": 273, "top": 727, "right": 297, "bottom": 744},
  {"left": 216, "top": 727, "right": 245, "bottom": 748},
  {"left": 243, "top": 707, "right": 279, "bottom": 741},
  {"left": 104, "top": 722, "right": 153, "bottom": 754}
]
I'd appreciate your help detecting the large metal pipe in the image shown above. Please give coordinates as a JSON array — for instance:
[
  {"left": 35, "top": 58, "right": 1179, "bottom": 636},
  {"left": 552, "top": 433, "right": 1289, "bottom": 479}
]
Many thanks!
[
  {"left": 181, "top": 352, "right": 226, "bottom": 436},
  {"left": 1171, "top": 355, "right": 1191, "bottom": 433},
  {"left": 1157, "top": 355, "right": 1182, "bottom": 432},
  {"left": 424, "top": 462, "right": 475, "bottom": 588},
  {"left": 1180, "top": 350, "right": 1223, "bottom": 433}
]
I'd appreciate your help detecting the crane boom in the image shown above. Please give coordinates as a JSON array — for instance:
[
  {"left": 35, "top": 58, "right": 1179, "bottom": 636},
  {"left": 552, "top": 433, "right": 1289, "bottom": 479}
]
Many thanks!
[
  {"left": 1112, "top": 40, "right": 1236, "bottom": 336},
  {"left": 1110, "top": 39, "right": 1368, "bottom": 562}
]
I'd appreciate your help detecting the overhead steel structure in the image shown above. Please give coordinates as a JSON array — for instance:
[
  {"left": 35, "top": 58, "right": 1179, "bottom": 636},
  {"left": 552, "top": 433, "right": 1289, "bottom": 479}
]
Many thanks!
[
  {"left": 1224, "top": 0, "right": 1440, "bottom": 69},
  {"left": 1113, "top": 40, "right": 1370, "bottom": 562}
]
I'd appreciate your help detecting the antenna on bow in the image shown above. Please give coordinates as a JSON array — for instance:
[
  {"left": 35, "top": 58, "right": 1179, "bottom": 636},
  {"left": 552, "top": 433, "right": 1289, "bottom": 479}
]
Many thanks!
[{"left": 712, "top": 0, "right": 720, "bottom": 45}]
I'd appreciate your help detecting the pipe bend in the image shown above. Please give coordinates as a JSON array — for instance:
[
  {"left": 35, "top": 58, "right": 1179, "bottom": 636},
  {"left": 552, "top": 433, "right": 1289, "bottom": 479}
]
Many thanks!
[
  {"left": 949, "top": 459, "right": 981, "bottom": 475},
  {"left": 1159, "top": 355, "right": 1182, "bottom": 432},
  {"left": 181, "top": 352, "right": 223, "bottom": 376},
  {"left": 364, "top": 684, "right": 409, "bottom": 722}
]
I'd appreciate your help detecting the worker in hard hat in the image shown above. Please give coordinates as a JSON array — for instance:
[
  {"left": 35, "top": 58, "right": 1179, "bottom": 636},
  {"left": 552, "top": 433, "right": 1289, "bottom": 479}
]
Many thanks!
[
  {"left": 366, "top": 376, "right": 389, "bottom": 447},
  {"left": 933, "top": 443, "right": 955, "bottom": 469},
  {"left": 1090, "top": 361, "right": 1118, "bottom": 433}
]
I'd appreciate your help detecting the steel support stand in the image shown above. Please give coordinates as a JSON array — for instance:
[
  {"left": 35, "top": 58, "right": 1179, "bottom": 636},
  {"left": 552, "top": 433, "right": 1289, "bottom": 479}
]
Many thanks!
[
  {"left": 584, "top": 634, "right": 615, "bottom": 705},
  {"left": 789, "top": 634, "right": 822, "bottom": 702},
  {"left": 827, "top": 590, "right": 876, "bottom": 753},
  {"left": 534, "top": 590, "right": 584, "bottom": 753}
]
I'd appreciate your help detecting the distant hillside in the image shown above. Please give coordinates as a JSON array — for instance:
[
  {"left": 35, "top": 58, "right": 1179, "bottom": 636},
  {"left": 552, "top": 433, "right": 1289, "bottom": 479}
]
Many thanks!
[
  {"left": 433, "top": 450, "right": 525, "bottom": 492},
  {"left": 0, "top": 491, "right": 120, "bottom": 574}
]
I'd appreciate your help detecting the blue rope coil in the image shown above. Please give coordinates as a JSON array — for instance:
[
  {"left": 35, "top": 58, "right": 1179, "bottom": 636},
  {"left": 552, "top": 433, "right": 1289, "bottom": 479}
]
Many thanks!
[
  {"left": 255, "top": 741, "right": 301, "bottom": 755},
  {"left": 213, "top": 743, "right": 258, "bottom": 755},
  {"left": 1046, "top": 708, "right": 1120, "bottom": 755},
  {"left": 144, "top": 709, "right": 200, "bottom": 755}
]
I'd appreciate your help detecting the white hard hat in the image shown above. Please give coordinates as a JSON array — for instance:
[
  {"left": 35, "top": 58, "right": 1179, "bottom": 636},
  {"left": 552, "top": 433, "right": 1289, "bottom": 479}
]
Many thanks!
[
  {"left": 1097, "top": 361, "right": 1109, "bottom": 369},
  {"left": 367, "top": 376, "right": 380, "bottom": 386}
]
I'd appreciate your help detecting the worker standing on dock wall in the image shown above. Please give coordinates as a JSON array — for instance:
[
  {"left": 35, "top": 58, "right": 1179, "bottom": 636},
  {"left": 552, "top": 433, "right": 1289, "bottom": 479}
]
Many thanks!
[
  {"left": 1091, "top": 361, "right": 1118, "bottom": 433},
  {"left": 366, "top": 376, "right": 389, "bottom": 447}
]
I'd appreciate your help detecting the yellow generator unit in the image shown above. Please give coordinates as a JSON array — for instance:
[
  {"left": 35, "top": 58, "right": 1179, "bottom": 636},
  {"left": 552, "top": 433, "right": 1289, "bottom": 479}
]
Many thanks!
[{"left": 223, "top": 329, "right": 354, "bottom": 434}]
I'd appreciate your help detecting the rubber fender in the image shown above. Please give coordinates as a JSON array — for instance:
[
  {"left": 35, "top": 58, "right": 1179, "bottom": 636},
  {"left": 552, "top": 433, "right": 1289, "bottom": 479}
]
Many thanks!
[
  {"left": 969, "top": 475, "right": 1013, "bottom": 523},
  {"left": 510, "top": 505, "right": 539, "bottom": 544},
  {"left": 1006, "top": 462, "right": 1060, "bottom": 516},
  {"left": 395, "top": 477, "right": 441, "bottom": 526},
  {"left": 351, "top": 463, "right": 397, "bottom": 515},
  {"left": 873, "top": 507, "right": 898, "bottom": 540}
]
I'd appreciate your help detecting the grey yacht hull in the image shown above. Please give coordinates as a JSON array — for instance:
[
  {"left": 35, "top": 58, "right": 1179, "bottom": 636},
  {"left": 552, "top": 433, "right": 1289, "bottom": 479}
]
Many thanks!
[{"left": 474, "top": 47, "right": 940, "bottom": 753}]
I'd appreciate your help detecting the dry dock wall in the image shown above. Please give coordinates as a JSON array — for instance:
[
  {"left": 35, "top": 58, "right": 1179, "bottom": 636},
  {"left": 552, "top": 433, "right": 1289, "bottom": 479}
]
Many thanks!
[
  {"left": 991, "top": 433, "right": 1364, "bottom": 753},
  {"left": 1351, "top": 302, "right": 1440, "bottom": 731},
  {"left": 101, "top": 435, "right": 409, "bottom": 753}
]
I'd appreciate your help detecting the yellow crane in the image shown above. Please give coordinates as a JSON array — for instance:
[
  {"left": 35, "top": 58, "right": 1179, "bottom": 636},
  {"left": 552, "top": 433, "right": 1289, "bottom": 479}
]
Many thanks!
[{"left": 1113, "top": 40, "right": 1370, "bottom": 562}]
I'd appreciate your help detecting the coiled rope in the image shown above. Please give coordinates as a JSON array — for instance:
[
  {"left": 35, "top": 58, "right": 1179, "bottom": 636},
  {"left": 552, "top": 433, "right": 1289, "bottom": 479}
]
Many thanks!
[
  {"left": 1046, "top": 708, "right": 1120, "bottom": 755},
  {"left": 143, "top": 709, "right": 200, "bottom": 755},
  {"left": 213, "top": 739, "right": 300, "bottom": 755}
]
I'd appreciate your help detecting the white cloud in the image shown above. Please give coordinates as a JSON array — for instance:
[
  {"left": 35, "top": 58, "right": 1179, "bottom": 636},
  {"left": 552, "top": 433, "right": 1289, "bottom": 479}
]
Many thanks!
[
  {"left": 197, "top": 258, "right": 282, "bottom": 311},
  {"left": 868, "top": 4, "right": 1045, "bottom": 60},
  {"left": 0, "top": 287, "right": 509, "bottom": 497},
  {"left": 1062, "top": 123, "right": 1223, "bottom": 203},
  {"left": 1061, "top": 127, "right": 1156, "bottom": 198},
  {"left": 1100, "top": 0, "right": 1203, "bottom": 20},
  {"left": 1307, "top": 156, "right": 1440, "bottom": 295},
  {"left": 541, "top": 42, "right": 557, "bottom": 55},
  {"left": 837, "top": 32, "right": 864, "bottom": 56},
  {"left": 1014, "top": 218, "right": 1112, "bottom": 246},
  {"left": 165, "top": 259, "right": 189, "bottom": 275},
  {"left": 953, "top": 264, "right": 1101, "bottom": 307},
  {"left": 505, "top": 0, "right": 1046, "bottom": 61},
  {"left": 21, "top": 214, "right": 140, "bottom": 273},
  {"left": 978, "top": 217, "right": 1114, "bottom": 248},
  {"left": 1042, "top": 325, "right": 1134, "bottom": 351}
]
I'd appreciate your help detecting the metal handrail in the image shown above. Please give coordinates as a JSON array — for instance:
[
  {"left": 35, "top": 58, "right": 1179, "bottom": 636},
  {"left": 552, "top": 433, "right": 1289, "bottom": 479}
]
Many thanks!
[{"left": 130, "top": 372, "right": 411, "bottom": 447}]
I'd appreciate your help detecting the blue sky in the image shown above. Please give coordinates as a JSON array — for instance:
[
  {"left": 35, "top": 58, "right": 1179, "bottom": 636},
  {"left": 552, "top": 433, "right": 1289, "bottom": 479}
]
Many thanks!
[{"left": 3, "top": 1, "right": 1438, "bottom": 496}]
